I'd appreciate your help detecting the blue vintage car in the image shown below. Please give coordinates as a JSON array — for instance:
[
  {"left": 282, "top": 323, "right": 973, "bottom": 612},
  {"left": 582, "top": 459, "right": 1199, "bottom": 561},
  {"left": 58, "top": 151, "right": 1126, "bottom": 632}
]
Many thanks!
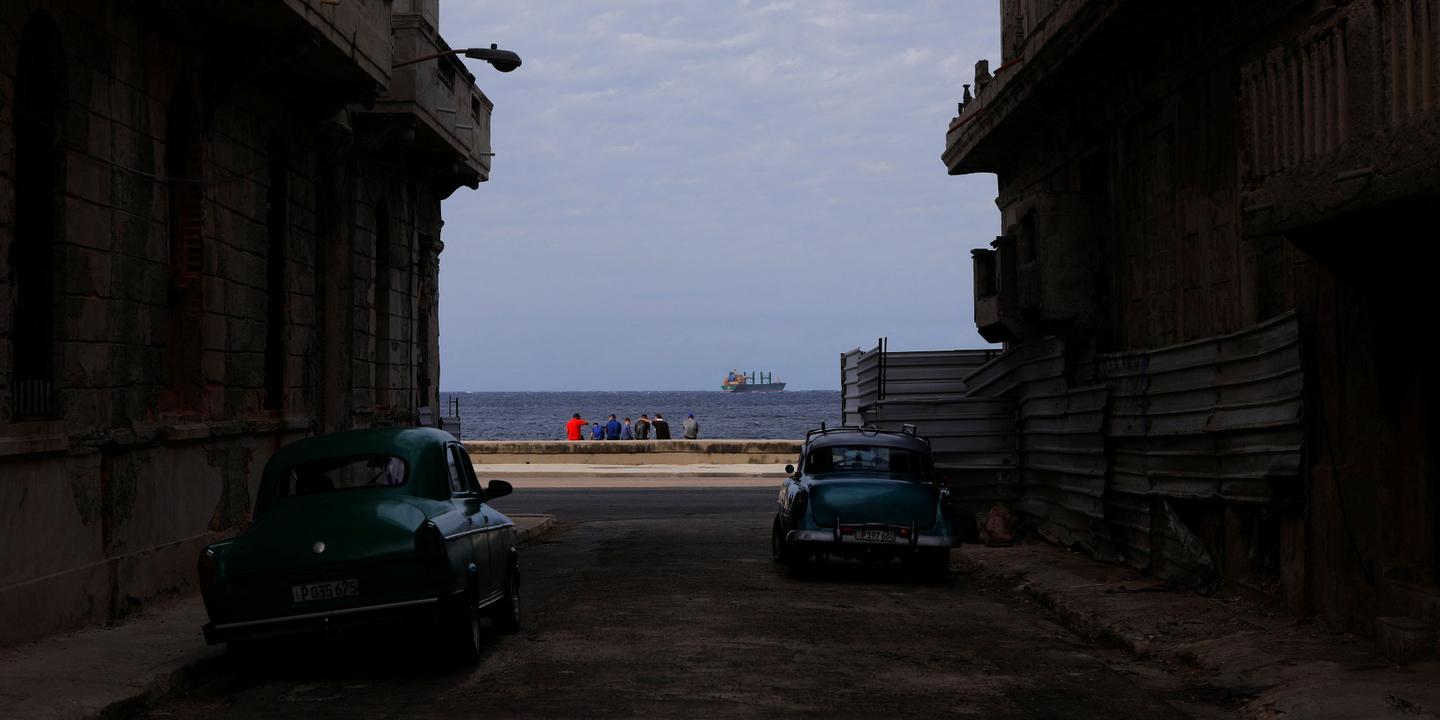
[
  {"left": 198, "top": 427, "right": 521, "bottom": 661},
  {"left": 772, "top": 425, "right": 960, "bottom": 579}
]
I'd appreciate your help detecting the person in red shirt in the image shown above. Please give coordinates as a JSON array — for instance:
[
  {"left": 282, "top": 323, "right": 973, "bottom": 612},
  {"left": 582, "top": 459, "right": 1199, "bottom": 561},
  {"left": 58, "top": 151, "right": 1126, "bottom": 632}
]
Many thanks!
[{"left": 564, "top": 413, "right": 590, "bottom": 441}]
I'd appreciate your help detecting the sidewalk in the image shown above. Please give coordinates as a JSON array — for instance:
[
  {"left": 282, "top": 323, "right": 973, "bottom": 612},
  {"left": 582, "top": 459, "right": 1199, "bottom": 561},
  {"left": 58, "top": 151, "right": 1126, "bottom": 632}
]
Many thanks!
[
  {"left": 962, "top": 541, "right": 1440, "bottom": 719},
  {"left": 0, "top": 514, "right": 555, "bottom": 720}
]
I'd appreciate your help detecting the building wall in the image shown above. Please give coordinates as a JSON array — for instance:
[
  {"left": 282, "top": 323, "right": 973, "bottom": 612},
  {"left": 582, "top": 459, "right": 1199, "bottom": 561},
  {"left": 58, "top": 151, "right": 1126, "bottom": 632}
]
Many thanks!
[
  {"left": 948, "top": 0, "right": 1439, "bottom": 633},
  {"left": 0, "top": 0, "right": 476, "bottom": 644}
]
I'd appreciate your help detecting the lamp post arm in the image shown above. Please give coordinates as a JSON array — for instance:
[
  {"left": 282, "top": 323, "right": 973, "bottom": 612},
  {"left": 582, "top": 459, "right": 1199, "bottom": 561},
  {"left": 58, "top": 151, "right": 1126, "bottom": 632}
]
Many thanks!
[{"left": 393, "top": 50, "right": 461, "bottom": 68}]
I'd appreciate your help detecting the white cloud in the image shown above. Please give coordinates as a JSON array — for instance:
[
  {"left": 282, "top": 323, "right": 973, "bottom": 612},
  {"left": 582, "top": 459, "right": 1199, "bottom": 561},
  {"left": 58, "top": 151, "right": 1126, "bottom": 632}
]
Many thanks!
[{"left": 439, "top": 0, "right": 1002, "bottom": 390}]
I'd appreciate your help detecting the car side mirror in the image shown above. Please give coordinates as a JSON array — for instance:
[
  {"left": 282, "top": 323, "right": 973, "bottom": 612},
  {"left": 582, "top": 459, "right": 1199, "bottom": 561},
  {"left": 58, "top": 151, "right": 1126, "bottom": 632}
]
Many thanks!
[
  {"left": 785, "top": 464, "right": 795, "bottom": 475},
  {"left": 484, "top": 479, "right": 513, "bottom": 501}
]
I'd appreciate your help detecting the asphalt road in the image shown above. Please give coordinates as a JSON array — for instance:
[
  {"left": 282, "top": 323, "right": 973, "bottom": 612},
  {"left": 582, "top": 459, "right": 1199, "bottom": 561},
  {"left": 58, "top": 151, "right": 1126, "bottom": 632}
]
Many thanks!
[{"left": 143, "top": 488, "right": 1231, "bottom": 719}]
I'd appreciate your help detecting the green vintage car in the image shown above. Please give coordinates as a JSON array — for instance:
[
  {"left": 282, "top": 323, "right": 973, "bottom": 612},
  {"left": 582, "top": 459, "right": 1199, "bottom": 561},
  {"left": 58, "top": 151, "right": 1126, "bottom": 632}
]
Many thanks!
[
  {"left": 772, "top": 425, "right": 960, "bottom": 581},
  {"left": 198, "top": 427, "right": 520, "bottom": 660}
]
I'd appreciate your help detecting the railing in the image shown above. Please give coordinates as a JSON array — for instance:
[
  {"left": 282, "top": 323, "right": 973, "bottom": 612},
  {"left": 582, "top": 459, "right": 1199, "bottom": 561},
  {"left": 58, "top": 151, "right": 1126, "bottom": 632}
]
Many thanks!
[
  {"left": 12, "top": 379, "right": 55, "bottom": 420},
  {"left": 1240, "top": 18, "right": 1352, "bottom": 180}
]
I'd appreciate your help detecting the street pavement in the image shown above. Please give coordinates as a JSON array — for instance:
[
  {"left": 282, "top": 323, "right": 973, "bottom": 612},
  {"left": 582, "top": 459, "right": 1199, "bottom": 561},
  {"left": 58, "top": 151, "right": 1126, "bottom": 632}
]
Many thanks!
[{"left": 140, "top": 487, "right": 1232, "bottom": 719}]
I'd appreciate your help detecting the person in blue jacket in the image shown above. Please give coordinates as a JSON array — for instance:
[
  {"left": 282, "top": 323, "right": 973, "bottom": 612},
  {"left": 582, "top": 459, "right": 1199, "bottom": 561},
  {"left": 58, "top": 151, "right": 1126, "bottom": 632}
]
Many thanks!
[
  {"left": 591, "top": 422, "right": 604, "bottom": 440},
  {"left": 604, "top": 414, "right": 622, "bottom": 440}
]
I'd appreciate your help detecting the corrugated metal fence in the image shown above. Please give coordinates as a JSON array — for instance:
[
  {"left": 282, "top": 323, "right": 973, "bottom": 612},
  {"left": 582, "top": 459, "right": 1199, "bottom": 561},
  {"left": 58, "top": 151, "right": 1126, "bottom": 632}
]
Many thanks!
[{"left": 841, "top": 313, "right": 1304, "bottom": 585}]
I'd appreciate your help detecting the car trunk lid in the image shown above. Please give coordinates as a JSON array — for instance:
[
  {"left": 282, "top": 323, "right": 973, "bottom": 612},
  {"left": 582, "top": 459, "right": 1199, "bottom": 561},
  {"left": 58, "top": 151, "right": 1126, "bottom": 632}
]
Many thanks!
[
  {"left": 224, "top": 493, "right": 427, "bottom": 576},
  {"left": 808, "top": 477, "right": 938, "bottom": 530}
]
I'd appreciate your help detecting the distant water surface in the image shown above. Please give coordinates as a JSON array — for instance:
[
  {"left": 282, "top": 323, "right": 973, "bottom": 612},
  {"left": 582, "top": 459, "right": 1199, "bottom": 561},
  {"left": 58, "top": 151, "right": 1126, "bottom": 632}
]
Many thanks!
[{"left": 440, "top": 390, "right": 840, "bottom": 441}]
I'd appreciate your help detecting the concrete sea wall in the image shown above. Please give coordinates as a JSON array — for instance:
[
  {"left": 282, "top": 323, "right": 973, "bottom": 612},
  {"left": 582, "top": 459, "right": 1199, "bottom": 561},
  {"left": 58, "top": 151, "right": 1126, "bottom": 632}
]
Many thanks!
[{"left": 462, "top": 439, "right": 801, "bottom": 465}]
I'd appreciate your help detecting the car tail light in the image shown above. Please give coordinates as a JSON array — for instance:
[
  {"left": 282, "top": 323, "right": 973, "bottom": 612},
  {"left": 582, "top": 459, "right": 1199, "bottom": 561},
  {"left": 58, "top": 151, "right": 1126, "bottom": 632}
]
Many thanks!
[
  {"left": 197, "top": 548, "right": 218, "bottom": 591},
  {"left": 414, "top": 521, "right": 446, "bottom": 561},
  {"left": 840, "top": 526, "right": 854, "bottom": 535},
  {"left": 899, "top": 527, "right": 912, "bottom": 539}
]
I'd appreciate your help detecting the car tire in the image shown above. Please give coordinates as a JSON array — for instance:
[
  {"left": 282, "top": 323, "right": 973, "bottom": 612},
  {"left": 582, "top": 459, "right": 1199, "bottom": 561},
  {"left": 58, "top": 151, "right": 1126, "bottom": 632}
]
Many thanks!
[
  {"left": 447, "top": 588, "right": 483, "bottom": 663},
  {"left": 489, "top": 565, "right": 522, "bottom": 634},
  {"left": 771, "top": 518, "right": 789, "bottom": 564}
]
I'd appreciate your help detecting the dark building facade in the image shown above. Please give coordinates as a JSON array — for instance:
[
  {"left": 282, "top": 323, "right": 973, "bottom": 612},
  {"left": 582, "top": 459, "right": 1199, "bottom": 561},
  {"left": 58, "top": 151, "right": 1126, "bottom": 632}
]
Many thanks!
[
  {"left": 945, "top": 0, "right": 1437, "bottom": 634},
  {"left": 0, "top": 0, "right": 494, "bottom": 644}
]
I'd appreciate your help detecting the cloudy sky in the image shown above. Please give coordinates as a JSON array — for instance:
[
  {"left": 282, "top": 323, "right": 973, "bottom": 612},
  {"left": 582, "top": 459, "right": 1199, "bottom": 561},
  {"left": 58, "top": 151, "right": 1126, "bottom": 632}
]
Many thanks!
[{"left": 437, "top": 1, "right": 1000, "bottom": 391}]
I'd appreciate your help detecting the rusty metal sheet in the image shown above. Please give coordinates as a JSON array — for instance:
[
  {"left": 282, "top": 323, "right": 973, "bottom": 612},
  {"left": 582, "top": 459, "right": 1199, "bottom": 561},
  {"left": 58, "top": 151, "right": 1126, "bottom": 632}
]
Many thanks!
[
  {"left": 866, "top": 396, "right": 1018, "bottom": 506},
  {"left": 1016, "top": 385, "right": 1115, "bottom": 560},
  {"left": 962, "top": 337, "right": 1067, "bottom": 399},
  {"left": 840, "top": 348, "right": 868, "bottom": 426},
  {"left": 1097, "top": 313, "right": 1303, "bottom": 507}
]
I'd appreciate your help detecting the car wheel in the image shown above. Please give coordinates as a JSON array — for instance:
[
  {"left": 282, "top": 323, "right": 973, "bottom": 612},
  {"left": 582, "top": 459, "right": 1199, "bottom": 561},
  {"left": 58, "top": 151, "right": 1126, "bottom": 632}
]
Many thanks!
[
  {"left": 771, "top": 518, "right": 789, "bottom": 564},
  {"left": 489, "top": 565, "right": 521, "bottom": 634},
  {"left": 447, "top": 589, "right": 483, "bottom": 663}
]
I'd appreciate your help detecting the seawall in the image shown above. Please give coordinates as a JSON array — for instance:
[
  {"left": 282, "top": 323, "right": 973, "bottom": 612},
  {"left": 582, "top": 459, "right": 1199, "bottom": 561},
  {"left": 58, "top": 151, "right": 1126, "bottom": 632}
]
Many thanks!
[{"left": 462, "top": 439, "right": 801, "bottom": 465}]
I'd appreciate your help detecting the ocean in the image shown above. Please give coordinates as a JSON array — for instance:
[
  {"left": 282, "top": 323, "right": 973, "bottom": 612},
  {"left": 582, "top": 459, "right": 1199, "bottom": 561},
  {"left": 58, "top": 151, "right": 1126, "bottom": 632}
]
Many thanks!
[{"left": 439, "top": 390, "right": 841, "bottom": 441}]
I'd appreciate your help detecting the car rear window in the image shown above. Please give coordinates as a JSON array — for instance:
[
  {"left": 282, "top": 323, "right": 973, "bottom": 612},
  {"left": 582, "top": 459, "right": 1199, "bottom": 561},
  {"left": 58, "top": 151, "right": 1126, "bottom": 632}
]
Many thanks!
[
  {"left": 275, "top": 455, "right": 408, "bottom": 498},
  {"left": 807, "top": 445, "right": 928, "bottom": 477}
]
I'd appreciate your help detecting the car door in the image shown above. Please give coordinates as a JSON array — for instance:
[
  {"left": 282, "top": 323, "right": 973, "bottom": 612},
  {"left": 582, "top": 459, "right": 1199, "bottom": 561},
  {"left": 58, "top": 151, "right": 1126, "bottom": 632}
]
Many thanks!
[
  {"left": 449, "top": 443, "right": 499, "bottom": 595},
  {"left": 444, "top": 443, "right": 489, "bottom": 590},
  {"left": 457, "top": 454, "right": 510, "bottom": 593}
]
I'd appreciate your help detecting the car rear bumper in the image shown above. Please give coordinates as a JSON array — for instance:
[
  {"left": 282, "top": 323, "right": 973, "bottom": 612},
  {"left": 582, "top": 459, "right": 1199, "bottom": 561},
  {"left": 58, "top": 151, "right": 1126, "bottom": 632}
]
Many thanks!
[
  {"left": 786, "top": 528, "right": 960, "bottom": 549},
  {"left": 203, "top": 596, "right": 442, "bottom": 645}
]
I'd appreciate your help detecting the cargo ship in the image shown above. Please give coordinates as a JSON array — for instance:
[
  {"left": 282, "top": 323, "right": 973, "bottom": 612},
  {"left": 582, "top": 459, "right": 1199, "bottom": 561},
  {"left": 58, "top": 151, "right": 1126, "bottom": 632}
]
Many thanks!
[{"left": 722, "top": 370, "right": 786, "bottom": 393}]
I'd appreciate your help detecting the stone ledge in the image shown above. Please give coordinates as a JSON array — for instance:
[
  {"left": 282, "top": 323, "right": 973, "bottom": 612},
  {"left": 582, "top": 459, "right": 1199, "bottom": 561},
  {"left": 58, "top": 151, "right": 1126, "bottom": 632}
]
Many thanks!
[
  {"left": 464, "top": 439, "right": 800, "bottom": 454},
  {"left": 462, "top": 439, "right": 801, "bottom": 465}
]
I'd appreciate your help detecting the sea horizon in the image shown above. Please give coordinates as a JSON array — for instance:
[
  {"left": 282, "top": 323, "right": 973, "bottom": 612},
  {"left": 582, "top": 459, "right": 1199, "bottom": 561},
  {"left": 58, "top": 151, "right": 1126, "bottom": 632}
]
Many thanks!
[{"left": 439, "top": 389, "right": 841, "bottom": 441}]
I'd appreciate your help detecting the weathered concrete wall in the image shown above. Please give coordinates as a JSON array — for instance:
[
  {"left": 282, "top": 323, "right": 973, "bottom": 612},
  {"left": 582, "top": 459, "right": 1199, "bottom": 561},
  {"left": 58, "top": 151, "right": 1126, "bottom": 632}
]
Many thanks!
[
  {"left": 463, "top": 439, "right": 802, "bottom": 466},
  {"left": 0, "top": 0, "right": 489, "bottom": 644}
]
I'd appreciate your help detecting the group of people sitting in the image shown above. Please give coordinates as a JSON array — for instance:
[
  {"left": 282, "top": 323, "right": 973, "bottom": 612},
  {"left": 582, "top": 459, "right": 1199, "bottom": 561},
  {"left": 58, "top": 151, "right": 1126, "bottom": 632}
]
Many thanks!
[{"left": 564, "top": 412, "right": 699, "bottom": 441}]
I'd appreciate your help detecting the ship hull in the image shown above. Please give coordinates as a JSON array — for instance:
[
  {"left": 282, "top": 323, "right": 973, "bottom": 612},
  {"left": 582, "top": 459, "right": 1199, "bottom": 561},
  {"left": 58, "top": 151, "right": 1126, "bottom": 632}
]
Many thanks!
[{"left": 720, "top": 382, "right": 786, "bottom": 393}]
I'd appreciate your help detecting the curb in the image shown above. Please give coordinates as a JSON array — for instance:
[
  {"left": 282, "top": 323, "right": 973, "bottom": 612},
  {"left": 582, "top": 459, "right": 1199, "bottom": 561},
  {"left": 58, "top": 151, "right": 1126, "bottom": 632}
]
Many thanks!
[
  {"left": 963, "top": 549, "right": 1154, "bottom": 659},
  {"left": 1010, "top": 576, "right": 1154, "bottom": 659},
  {"left": 95, "top": 649, "right": 226, "bottom": 720},
  {"left": 513, "top": 514, "right": 557, "bottom": 546}
]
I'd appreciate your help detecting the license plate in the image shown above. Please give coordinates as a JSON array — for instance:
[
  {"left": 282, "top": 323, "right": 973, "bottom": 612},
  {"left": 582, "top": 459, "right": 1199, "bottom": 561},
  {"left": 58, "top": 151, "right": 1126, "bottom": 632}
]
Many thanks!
[
  {"left": 291, "top": 578, "right": 359, "bottom": 603},
  {"left": 854, "top": 529, "right": 896, "bottom": 542}
]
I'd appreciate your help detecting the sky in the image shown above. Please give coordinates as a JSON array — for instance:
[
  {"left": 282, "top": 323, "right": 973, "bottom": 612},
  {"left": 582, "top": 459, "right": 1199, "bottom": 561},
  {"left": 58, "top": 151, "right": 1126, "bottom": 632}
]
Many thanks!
[{"left": 437, "top": 0, "right": 1001, "bottom": 391}]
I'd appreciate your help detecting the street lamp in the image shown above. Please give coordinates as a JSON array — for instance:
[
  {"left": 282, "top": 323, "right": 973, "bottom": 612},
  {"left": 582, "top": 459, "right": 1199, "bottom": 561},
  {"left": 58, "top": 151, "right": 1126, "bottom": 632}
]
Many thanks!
[{"left": 394, "top": 43, "right": 522, "bottom": 72}]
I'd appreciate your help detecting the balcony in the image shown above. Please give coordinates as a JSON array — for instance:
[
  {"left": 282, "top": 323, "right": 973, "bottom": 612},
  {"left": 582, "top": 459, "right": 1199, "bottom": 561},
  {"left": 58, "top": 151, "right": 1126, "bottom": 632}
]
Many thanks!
[
  {"left": 193, "top": 0, "right": 393, "bottom": 99},
  {"left": 1238, "top": 0, "right": 1440, "bottom": 236},
  {"left": 972, "top": 238, "right": 1025, "bottom": 343},
  {"left": 359, "top": 13, "right": 494, "bottom": 195},
  {"left": 943, "top": 0, "right": 1110, "bottom": 175}
]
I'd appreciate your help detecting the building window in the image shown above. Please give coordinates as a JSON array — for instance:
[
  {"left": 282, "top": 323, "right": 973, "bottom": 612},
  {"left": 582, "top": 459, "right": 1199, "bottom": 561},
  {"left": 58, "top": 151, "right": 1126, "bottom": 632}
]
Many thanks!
[
  {"left": 263, "top": 149, "right": 288, "bottom": 411},
  {"left": 165, "top": 88, "right": 204, "bottom": 411},
  {"left": 9, "top": 12, "right": 66, "bottom": 420},
  {"left": 374, "top": 202, "right": 392, "bottom": 407}
]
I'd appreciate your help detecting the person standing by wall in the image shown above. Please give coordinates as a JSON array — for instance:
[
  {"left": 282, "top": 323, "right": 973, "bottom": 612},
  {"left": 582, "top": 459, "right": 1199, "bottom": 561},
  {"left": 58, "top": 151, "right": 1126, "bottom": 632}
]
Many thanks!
[
  {"left": 622, "top": 417, "right": 635, "bottom": 440},
  {"left": 591, "top": 421, "right": 604, "bottom": 440},
  {"left": 604, "top": 414, "right": 622, "bottom": 440},
  {"left": 565, "top": 413, "right": 589, "bottom": 441},
  {"left": 683, "top": 413, "right": 700, "bottom": 439},
  {"left": 634, "top": 414, "right": 651, "bottom": 440},
  {"left": 652, "top": 413, "right": 671, "bottom": 440}
]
